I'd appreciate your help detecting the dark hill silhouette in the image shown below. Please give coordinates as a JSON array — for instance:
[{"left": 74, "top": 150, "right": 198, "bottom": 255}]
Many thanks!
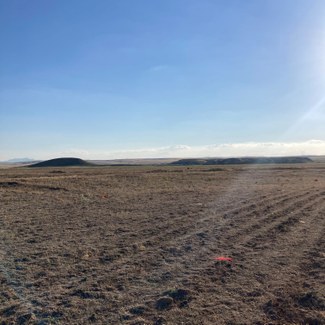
[
  {"left": 29, "top": 157, "right": 94, "bottom": 168},
  {"left": 171, "top": 157, "right": 313, "bottom": 165}
]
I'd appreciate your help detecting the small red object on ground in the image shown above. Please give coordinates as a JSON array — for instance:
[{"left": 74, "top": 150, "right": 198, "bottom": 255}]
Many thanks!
[{"left": 214, "top": 256, "right": 233, "bottom": 262}]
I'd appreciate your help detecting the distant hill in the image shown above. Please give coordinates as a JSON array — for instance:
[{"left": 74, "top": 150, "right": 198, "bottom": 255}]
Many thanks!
[
  {"left": 308, "top": 155, "right": 325, "bottom": 163},
  {"left": 171, "top": 157, "right": 313, "bottom": 166},
  {"left": 29, "top": 157, "right": 94, "bottom": 168},
  {"left": 89, "top": 158, "right": 179, "bottom": 165}
]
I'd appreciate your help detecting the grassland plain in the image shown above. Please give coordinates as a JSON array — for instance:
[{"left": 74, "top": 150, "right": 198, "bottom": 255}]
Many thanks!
[{"left": 0, "top": 164, "right": 324, "bottom": 324}]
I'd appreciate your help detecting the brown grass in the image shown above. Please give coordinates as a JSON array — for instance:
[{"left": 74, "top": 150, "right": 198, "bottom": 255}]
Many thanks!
[{"left": 0, "top": 164, "right": 324, "bottom": 324}]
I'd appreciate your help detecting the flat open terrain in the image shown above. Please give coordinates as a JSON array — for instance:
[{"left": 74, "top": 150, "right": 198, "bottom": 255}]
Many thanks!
[{"left": 0, "top": 164, "right": 324, "bottom": 324}]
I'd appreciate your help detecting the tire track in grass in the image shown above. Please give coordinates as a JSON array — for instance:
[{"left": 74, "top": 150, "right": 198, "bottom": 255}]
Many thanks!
[
  {"left": 173, "top": 189, "right": 316, "bottom": 248},
  {"left": 171, "top": 192, "right": 325, "bottom": 324},
  {"left": 249, "top": 195, "right": 325, "bottom": 323},
  {"left": 98, "top": 190, "right": 300, "bottom": 271},
  {"left": 139, "top": 189, "right": 324, "bottom": 283},
  {"left": 98, "top": 187, "right": 310, "bottom": 286},
  {"left": 182, "top": 189, "right": 323, "bottom": 266},
  {"left": 300, "top": 223, "right": 325, "bottom": 285},
  {"left": 114, "top": 172, "right": 317, "bottom": 322},
  {"left": 119, "top": 189, "right": 300, "bottom": 253},
  {"left": 241, "top": 191, "right": 325, "bottom": 249},
  {"left": 225, "top": 189, "right": 322, "bottom": 245}
]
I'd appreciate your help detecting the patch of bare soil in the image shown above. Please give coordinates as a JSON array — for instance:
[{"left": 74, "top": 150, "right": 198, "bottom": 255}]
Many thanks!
[{"left": 0, "top": 165, "right": 324, "bottom": 324}]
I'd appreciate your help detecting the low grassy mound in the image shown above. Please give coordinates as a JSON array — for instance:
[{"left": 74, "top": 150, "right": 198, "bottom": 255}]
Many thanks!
[{"left": 29, "top": 157, "right": 94, "bottom": 168}]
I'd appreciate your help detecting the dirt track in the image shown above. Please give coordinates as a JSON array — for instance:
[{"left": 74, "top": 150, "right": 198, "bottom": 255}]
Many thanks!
[{"left": 0, "top": 165, "right": 324, "bottom": 324}]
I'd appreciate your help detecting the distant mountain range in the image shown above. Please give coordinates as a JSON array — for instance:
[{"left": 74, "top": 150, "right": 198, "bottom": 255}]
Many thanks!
[{"left": 3, "top": 158, "right": 35, "bottom": 163}]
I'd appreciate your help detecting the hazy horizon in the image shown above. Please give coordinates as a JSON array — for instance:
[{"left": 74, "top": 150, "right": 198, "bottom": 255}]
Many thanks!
[
  {"left": 2, "top": 139, "right": 325, "bottom": 162},
  {"left": 1, "top": 1, "right": 325, "bottom": 159}
]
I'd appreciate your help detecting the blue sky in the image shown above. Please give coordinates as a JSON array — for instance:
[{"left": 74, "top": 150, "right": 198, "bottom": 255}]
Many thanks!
[{"left": 1, "top": 0, "right": 325, "bottom": 160}]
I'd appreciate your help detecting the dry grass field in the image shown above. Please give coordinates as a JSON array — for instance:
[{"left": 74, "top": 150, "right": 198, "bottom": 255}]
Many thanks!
[{"left": 0, "top": 164, "right": 324, "bottom": 324}]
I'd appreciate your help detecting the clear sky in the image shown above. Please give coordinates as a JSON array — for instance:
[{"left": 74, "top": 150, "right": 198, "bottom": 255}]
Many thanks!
[{"left": 1, "top": 0, "right": 325, "bottom": 160}]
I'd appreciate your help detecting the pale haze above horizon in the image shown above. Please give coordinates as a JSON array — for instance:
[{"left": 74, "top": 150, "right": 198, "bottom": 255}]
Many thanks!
[{"left": 1, "top": 0, "right": 325, "bottom": 160}]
